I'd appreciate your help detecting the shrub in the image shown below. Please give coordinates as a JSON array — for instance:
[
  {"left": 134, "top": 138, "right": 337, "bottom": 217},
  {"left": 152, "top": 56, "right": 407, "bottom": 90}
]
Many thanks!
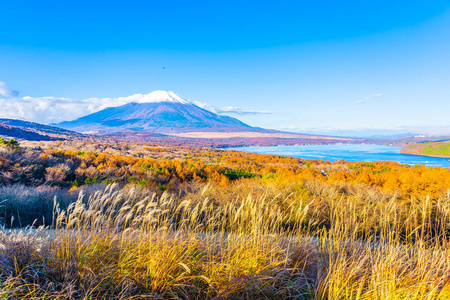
[{"left": 0, "top": 185, "right": 75, "bottom": 227}]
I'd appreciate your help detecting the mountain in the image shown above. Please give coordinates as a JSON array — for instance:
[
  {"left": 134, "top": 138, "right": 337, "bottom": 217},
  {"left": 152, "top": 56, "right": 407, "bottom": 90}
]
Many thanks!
[
  {"left": 54, "top": 91, "right": 360, "bottom": 145},
  {"left": 0, "top": 118, "right": 83, "bottom": 141},
  {"left": 57, "top": 91, "right": 259, "bottom": 134}
]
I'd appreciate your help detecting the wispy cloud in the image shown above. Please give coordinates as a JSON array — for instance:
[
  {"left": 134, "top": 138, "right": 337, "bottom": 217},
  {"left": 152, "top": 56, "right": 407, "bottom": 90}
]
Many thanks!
[
  {"left": 216, "top": 106, "right": 271, "bottom": 115},
  {"left": 354, "top": 93, "right": 382, "bottom": 104},
  {"left": 0, "top": 82, "right": 19, "bottom": 98},
  {"left": 192, "top": 101, "right": 271, "bottom": 115}
]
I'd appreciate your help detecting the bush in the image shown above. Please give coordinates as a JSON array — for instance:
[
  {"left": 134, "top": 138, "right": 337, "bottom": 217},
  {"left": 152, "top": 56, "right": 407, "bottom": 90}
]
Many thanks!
[
  {"left": 0, "top": 137, "right": 19, "bottom": 149},
  {"left": 0, "top": 185, "right": 76, "bottom": 227},
  {"left": 223, "top": 169, "right": 256, "bottom": 180},
  {"left": 85, "top": 176, "right": 99, "bottom": 185}
]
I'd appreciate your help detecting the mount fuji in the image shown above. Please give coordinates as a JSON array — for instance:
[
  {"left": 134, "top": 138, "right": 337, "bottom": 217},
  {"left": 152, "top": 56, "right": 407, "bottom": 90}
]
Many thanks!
[{"left": 56, "top": 91, "right": 260, "bottom": 134}]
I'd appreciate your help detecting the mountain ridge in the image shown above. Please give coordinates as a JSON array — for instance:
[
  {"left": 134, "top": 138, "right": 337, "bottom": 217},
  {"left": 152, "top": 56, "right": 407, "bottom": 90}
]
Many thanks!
[{"left": 0, "top": 118, "right": 83, "bottom": 141}]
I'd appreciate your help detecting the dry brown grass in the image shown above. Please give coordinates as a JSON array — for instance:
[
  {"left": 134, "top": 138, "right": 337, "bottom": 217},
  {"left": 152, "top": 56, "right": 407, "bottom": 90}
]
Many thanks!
[{"left": 1, "top": 179, "right": 450, "bottom": 299}]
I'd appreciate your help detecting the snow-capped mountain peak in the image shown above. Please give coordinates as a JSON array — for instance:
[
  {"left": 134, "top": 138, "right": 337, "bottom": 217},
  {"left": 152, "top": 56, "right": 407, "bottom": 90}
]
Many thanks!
[
  {"left": 125, "top": 90, "right": 190, "bottom": 105},
  {"left": 56, "top": 91, "right": 255, "bottom": 134}
]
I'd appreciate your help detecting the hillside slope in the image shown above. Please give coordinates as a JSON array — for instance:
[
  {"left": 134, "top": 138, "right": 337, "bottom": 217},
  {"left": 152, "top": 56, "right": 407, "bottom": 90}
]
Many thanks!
[
  {"left": 401, "top": 140, "right": 450, "bottom": 158},
  {"left": 0, "top": 118, "right": 84, "bottom": 141}
]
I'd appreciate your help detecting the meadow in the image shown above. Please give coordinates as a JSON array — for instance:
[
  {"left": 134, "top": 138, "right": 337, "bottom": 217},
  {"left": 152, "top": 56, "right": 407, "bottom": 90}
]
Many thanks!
[{"left": 1, "top": 139, "right": 450, "bottom": 299}]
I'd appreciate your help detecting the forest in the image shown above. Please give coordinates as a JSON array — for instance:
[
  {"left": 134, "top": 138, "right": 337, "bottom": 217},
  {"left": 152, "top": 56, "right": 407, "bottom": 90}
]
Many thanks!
[{"left": 1, "top": 138, "right": 450, "bottom": 298}]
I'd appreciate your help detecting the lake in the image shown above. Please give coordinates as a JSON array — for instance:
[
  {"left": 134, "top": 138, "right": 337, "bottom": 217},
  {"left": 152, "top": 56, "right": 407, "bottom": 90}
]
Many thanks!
[{"left": 226, "top": 144, "right": 450, "bottom": 168}]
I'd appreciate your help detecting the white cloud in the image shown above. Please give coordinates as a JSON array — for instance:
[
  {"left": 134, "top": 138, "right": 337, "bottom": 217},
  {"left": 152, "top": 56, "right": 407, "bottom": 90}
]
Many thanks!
[
  {"left": 191, "top": 100, "right": 216, "bottom": 112},
  {"left": 0, "top": 82, "right": 19, "bottom": 98},
  {"left": 216, "top": 106, "right": 271, "bottom": 115},
  {"left": 354, "top": 93, "right": 382, "bottom": 104},
  {"left": 193, "top": 101, "right": 271, "bottom": 115},
  {"left": 0, "top": 83, "right": 271, "bottom": 124},
  {"left": 0, "top": 96, "right": 107, "bottom": 124}
]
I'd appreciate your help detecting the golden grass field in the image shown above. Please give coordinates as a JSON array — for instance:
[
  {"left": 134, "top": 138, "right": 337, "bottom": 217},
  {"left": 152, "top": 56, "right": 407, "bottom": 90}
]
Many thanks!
[{"left": 2, "top": 177, "right": 450, "bottom": 299}]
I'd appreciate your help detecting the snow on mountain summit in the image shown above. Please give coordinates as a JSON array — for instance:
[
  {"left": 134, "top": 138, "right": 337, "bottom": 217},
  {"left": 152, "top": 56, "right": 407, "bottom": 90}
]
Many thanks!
[{"left": 120, "top": 90, "right": 190, "bottom": 105}]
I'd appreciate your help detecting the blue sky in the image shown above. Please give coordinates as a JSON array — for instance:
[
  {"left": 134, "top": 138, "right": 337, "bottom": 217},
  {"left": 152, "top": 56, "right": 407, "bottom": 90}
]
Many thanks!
[{"left": 1, "top": 0, "right": 450, "bottom": 135}]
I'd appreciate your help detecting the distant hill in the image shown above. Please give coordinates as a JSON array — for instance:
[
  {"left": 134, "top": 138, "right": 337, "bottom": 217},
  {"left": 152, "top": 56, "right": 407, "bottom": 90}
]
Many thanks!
[
  {"left": 56, "top": 91, "right": 261, "bottom": 134},
  {"left": 0, "top": 118, "right": 83, "bottom": 141},
  {"left": 0, "top": 123, "right": 54, "bottom": 141},
  {"left": 366, "top": 133, "right": 416, "bottom": 141},
  {"left": 401, "top": 140, "right": 450, "bottom": 158}
]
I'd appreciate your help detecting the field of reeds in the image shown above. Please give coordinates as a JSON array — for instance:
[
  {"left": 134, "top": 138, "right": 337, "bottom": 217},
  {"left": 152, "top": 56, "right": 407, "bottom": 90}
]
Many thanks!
[{"left": 2, "top": 175, "right": 450, "bottom": 299}]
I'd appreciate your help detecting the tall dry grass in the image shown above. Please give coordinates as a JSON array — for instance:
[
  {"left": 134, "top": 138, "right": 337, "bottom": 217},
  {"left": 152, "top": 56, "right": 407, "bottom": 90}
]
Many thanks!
[{"left": 1, "top": 179, "right": 450, "bottom": 299}]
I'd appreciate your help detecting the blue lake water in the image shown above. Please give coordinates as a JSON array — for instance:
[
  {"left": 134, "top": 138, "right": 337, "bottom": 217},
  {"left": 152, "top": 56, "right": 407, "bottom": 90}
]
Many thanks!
[{"left": 226, "top": 144, "right": 450, "bottom": 168}]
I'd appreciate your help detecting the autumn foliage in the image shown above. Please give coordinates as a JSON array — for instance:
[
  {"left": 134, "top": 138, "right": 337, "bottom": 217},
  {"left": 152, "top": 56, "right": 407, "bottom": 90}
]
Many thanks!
[{"left": 1, "top": 140, "right": 449, "bottom": 199}]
